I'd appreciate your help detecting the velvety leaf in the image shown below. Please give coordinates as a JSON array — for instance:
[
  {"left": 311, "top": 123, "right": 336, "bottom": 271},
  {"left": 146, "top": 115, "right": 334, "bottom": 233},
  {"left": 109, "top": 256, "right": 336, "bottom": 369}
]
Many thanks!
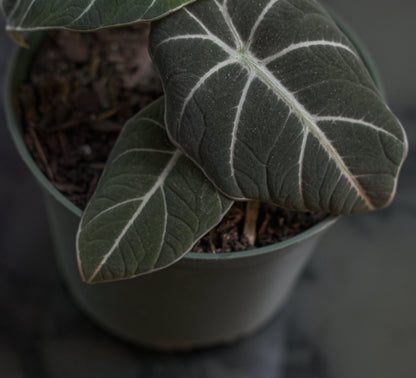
[
  {"left": 150, "top": 0, "right": 408, "bottom": 214},
  {"left": 76, "top": 99, "right": 233, "bottom": 284},
  {"left": 1, "top": 0, "right": 196, "bottom": 31}
]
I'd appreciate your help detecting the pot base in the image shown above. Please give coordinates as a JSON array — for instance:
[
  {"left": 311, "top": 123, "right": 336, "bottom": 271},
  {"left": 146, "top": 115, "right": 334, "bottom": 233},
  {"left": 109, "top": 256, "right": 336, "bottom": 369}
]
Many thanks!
[{"left": 45, "top": 192, "right": 333, "bottom": 349}]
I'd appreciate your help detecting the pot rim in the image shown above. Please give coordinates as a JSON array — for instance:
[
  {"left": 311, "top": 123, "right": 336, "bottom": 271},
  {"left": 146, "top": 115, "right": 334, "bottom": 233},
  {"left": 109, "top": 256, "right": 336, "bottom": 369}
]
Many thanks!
[{"left": 4, "top": 11, "right": 384, "bottom": 261}]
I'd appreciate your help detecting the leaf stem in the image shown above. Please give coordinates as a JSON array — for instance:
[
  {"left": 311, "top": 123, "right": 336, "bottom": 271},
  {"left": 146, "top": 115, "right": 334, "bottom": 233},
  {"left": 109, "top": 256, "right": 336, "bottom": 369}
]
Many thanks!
[{"left": 243, "top": 201, "right": 260, "bottom": 247}]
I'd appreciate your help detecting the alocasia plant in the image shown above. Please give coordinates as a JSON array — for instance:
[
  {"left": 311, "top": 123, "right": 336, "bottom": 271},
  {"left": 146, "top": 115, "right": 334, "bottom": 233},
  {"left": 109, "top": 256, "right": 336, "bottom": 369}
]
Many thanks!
[{"left": 2, "top": 0, "right": 408, "bottom": 283}]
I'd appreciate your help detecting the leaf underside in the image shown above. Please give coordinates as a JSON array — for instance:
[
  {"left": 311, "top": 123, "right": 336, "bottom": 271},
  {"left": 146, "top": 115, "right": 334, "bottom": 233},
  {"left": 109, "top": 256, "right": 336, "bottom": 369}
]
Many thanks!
[
  {"left": 76, "top": 99, "right": 232, "bottom": 284},
  {"left": 1, "top": 0, "right": 196, "bottom": 31},
  {"left": 150, "top": 0, "right": 408, "bottom": 214}
]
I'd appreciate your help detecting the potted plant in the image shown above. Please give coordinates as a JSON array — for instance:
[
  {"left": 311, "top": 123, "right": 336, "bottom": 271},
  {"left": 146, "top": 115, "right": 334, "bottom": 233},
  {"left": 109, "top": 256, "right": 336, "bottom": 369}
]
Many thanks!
[{"left": 2, "top": 0, "right": 408, "bottom": 349}]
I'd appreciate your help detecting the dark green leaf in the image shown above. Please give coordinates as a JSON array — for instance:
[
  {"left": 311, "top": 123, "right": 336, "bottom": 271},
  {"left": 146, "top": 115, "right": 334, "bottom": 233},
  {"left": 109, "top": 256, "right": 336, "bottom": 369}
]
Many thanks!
[
  {"left": 150, "top": 0, "right": 408, "bottom": 214},
  {"left": 77, "top": 99, "right": 233, "bottom": 283},
  {"left": 2, "top": 0, "right": 196, "bottom": 31}
]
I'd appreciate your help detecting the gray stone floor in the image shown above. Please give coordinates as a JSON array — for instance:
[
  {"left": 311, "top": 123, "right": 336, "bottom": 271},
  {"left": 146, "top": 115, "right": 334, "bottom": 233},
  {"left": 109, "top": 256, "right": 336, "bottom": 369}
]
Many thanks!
[{"left": 1, "top": 2, "right": 415, "bottom": 378}]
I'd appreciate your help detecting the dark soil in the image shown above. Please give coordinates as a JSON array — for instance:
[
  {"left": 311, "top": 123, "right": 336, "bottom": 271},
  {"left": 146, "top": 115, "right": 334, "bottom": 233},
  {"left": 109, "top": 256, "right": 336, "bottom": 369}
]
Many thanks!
[
  {"left": 20, "top": 24, "right": 162, "bottom": 207},
  {"left": 18, "top": 25, "right": 327, "bottom": 253},
  {"left": 193, "top": 202, "right": 326, "bottom": 252}
]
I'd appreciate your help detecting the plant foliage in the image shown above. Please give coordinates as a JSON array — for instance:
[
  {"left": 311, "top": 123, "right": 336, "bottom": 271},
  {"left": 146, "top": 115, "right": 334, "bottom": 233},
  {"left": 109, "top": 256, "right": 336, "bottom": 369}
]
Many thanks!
[
  {"left": 1, "top": 0, "right": 196, "bottom": 31},
  {"left": 77, "top": 99, "right": 232, "bottom": 283},
  {"left": 2, "top": 0, "right": 408, "bottom": 282},
  {"left": 150, "top": 0, "right": 408, "bottom": 214}
]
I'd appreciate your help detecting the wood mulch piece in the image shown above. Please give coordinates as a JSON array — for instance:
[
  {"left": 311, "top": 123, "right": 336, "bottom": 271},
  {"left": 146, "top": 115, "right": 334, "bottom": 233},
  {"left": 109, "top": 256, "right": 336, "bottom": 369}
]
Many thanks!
[
  {"left": 193, "top": 202, "right": 327, "bottom": 253},
  {"left": 18, "top": 25, "right": 327, "bottom": 253}
]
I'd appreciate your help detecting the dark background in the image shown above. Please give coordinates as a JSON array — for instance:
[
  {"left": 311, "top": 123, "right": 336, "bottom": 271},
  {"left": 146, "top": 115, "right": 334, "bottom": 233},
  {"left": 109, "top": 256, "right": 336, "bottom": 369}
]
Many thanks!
[{"left": 1, "top": 1, "right": 415, "bottom": 377}]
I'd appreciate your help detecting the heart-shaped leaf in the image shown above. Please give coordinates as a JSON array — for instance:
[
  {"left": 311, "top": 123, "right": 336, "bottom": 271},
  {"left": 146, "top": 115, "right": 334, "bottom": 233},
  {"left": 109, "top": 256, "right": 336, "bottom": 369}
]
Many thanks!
[
  {"left": 77, "top": 99, "right": 233, "bottom": 284},
  {"left": 150, "top": 0, "right": 408, "bottom": 214},
  {"left": 1, "top": 0, "right": 196, "bottom": 31}
]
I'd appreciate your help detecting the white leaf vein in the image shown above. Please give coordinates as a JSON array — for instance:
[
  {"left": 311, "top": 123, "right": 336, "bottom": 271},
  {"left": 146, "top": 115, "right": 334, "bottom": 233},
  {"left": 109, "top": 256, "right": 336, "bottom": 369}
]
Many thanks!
[
  {"left": 111, "top": 148, "right": 175, "bottom": 165},
  {"left": 178, "top": 58, "right": 236, "bottom": 128},
  {"left": 18, "top": 0, "right": 35, "bottom": 27},
  {"left": 247, "top": 0, "right": 280, "bottom": 47},
  {"left": 298, "top": 129, "right": 309, "bottom": 207},
  {"left": 184, "top": 8, "right": 212, "bottom": 35},
  {"left": 86, "top": 198, "right": 144, "bottom": 227},
  {"left": 240, "top": 52, "right": 374, "bottom": 209},
  {"left": 214, "top": 0, "right": 243, "bottom": 48},
  {"left": 87, "top": 150, "right": 182, "bottom": 283},
  {"left": 139, "top": 117, "right": 165, "bottom": 129},
  {"left": 153, "top": 186, "right": 168, "bottom": 268},
  {"left": 143, "top": 0, "right": 157, "bottom": 16},
  {"left": 70, "top": 0, "right": 97, "bottom": 25},
  {"left": 172, "top": 1, "right": 393, "bottom": 210},
  {"left": 314, "top": 116, "right": 404, "bottom": 144},
  {"left": 5, "top": 0, "right": 21, "bottom": 20},
  {"left": 262, "top": 40, "right": 357, "bottom": 65},
  {"left": 156, "top": 34, "right": 234, "bottom": 56},
  {"left": 229, "top": 73, "right": 255, "bottom": 189}
]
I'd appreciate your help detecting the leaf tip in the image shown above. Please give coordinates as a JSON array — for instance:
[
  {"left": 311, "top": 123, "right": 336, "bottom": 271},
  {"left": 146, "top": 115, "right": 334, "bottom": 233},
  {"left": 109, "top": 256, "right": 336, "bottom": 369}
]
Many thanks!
[{"left": 77, "top": 262, "right": 92, "bottom": 284}]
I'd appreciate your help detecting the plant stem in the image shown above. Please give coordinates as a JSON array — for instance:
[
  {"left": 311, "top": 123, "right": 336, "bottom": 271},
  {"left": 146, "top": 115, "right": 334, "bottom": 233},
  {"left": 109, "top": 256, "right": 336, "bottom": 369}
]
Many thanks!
[{"left": 243, "top": 201, "right": 260, "bottom": 247}]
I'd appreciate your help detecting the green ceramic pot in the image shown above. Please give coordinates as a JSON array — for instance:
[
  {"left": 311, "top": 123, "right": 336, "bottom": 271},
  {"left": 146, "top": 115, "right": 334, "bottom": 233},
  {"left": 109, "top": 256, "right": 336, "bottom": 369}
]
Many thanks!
[{"left": 4, "top": 16, "right": 383, "bottom": 349}]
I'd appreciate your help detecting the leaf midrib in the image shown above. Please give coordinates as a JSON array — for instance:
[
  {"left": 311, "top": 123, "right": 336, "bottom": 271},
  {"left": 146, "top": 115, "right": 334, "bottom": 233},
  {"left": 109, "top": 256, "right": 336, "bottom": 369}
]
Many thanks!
[
  {"left": 84, "top": 150, "right": 182, "bottom": 283},
  {"left": 238, "top": 50, "right": 374, "bottom": 210},
  {"left": 175, "top": 7, "right": 374, "bottom": 209}
]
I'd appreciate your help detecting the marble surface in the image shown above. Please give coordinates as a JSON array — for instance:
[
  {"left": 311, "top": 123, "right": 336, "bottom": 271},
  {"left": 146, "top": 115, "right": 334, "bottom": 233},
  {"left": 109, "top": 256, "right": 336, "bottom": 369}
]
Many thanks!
[
  {"left": 1, "top": 4, "right": 415, "bottom": 378},
  {"left": 321, "top": 0, "right": 416, "bottom": 108}
]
